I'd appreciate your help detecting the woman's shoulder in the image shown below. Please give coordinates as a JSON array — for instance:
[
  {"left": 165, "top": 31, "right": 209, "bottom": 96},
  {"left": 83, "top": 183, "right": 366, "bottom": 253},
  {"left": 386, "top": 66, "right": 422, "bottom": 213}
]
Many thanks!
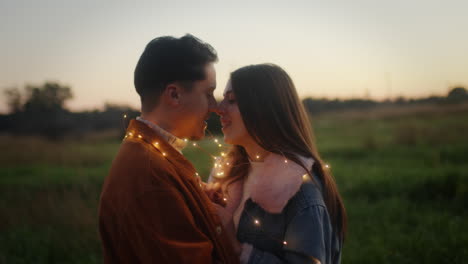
[{"left": 285, "top": 174, "right": 327, "bottom": 216}]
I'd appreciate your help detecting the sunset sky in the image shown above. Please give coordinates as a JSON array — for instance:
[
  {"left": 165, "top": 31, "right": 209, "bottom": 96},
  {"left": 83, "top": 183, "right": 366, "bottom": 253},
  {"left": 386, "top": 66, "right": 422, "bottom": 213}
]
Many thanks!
[{"left": 1, "top": 0, "right": 467, "bottom": 113}]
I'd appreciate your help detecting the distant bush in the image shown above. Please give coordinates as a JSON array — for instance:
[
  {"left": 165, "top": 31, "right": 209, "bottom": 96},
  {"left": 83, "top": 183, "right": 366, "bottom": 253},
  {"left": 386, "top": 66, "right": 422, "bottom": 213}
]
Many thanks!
[{"left": 447, "top": 86, "right": 468, "bottom": 103}]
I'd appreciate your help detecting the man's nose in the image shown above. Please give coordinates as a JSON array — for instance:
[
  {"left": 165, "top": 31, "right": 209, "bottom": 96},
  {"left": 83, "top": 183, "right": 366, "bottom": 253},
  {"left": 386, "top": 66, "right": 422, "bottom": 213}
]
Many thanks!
[
  {"left": 208, "top": 97, "right": 220, "bottom": 114},
  {"left": 211, "top": 100, "right": 225, "bottom": 116}
]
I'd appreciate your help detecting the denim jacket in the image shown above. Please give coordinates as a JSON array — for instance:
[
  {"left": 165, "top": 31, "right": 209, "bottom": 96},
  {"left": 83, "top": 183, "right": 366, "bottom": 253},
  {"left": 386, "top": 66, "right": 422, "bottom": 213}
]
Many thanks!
[
  {"left": 210, "top": 153, "right": 342, "bottom": 264},
  {"left": 237, "top": 178, "right": 342, "bottom": 264}
]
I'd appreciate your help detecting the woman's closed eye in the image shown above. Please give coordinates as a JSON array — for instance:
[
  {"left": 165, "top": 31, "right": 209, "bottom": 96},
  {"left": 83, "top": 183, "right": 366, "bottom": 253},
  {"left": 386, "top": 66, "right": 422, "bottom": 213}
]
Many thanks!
[{"left": 227, "top": 94, "right": 236, "bottom": 104}]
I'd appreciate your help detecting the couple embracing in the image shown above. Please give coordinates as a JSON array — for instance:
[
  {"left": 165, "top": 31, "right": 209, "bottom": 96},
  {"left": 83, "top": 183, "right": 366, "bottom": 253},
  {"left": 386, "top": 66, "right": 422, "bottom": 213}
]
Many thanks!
[{"left": 98, "top": 34, "right": 347, "bottom": 264}]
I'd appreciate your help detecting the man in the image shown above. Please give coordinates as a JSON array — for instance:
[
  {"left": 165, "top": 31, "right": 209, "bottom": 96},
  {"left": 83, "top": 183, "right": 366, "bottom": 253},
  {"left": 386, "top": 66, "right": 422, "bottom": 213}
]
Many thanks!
[{"left": 98, "top": 34, "right": 239, "bottom": 263}]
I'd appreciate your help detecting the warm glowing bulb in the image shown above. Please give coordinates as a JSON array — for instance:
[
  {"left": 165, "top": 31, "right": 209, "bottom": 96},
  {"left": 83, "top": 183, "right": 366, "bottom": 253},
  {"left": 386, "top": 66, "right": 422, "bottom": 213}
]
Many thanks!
[
  {"left": 223, "top": 198, "right": 227, "bottom": 201},
  {"left": 214, "top": 139, "right": 219, "bottom": 143},
  {"left": 221, "top": 152, "right": 226, "bottom": 157},
  {"left": 283, "top": 241, "right": 288, "bottom": 245},
  {"left": 184, "top": 138, "right": 188, "bottom": 142},
  {"left": 193, "top": 143, "right": 197, "bottom": 146},
  {"left": 256, "top": 155, "right": 260, "bottom": 159},
  {"left": 195, "top": 172, "right": 199, "bottom": 176},
  {"left": 162, "top": 152, "right": 167, "bottom": 156},
  {"left": 154, "top": 142, "right": 159, "bottom": 146},
  {"left": 325, "top": 164, "right": 330, "bottom": 169},
  {"left": 284, "top": 160, "right": 288, "bottom": 163},
  {"left": 226, "top": 162, "right": 230, "bottom": 166},
  {"left": 138, "top": 135, "right": 142, "bottom": 139},
  {"left": 123, "top": 114, "right": 127, "bottom": 118},
  {"left": 218, "top": 144, "right": 222, "bottom": 147},
  {"left": 128, "top": 132, "right": 133, "bottom": 136},
  {"left": 254, "top": 219, "right": 260, "bottom": 225}
]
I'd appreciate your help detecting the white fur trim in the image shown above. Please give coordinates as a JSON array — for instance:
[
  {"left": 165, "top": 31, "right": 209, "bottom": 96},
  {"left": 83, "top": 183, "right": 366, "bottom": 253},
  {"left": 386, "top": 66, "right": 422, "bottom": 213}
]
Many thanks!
[
  {"left": 240, "top": 243, "right": 253, "bottom": 264},
  {"left": 250, "top": 153, "right": 314, "bottom": 213},
  {"left": 212, "top": 153, "right": 314, "bottom": 215}
]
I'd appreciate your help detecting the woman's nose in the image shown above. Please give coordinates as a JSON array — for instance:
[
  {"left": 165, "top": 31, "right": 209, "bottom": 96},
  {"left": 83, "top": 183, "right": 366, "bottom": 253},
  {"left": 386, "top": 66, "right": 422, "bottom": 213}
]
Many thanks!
[{"left": 214, "top": 101, "right": 226, "bottom": 116}]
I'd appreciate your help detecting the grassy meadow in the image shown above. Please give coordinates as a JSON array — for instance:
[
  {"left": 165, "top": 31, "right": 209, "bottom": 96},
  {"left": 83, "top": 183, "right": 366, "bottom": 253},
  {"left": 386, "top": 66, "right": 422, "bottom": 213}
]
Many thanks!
[{"left": 0, "top": 103, "right": 467, "bottom": 263}]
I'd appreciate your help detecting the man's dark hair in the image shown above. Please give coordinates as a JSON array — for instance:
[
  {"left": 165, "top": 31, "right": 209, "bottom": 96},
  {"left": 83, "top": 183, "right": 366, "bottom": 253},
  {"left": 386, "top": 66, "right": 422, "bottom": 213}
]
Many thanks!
[{"left": 134, "top": 34, "right": 218, "bottom": 112}]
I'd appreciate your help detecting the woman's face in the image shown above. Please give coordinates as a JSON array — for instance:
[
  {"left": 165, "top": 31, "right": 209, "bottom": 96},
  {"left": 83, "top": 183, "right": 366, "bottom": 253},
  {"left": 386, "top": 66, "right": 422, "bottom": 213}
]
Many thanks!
[{"left": 217, "top": 80, "right": 250, "bottom": 146}]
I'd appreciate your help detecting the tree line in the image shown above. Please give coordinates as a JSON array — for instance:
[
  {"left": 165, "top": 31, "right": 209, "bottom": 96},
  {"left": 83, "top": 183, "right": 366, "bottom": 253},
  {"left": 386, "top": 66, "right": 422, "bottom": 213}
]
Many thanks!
[
  {"left": 302, "top": 87, "right": 468, "bottom": 114},
  {"left": 1, "top": 82, "right": 467, "bottom": 140},
  {"left": 0, "top": 83, "right": 139, "bottom": 140}
]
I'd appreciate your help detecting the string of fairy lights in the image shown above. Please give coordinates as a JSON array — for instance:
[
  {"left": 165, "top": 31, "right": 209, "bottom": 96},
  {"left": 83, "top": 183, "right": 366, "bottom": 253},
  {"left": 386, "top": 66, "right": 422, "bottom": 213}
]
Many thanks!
[{"left": 122, "top": 114, "right": 331, "bottom": 249}]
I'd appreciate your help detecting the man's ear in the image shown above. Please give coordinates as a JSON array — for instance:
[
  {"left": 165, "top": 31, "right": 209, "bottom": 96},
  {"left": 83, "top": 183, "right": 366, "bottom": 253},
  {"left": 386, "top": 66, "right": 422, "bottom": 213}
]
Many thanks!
[{"left": 163, "top": 84, "right": 181, "bottom": 106}]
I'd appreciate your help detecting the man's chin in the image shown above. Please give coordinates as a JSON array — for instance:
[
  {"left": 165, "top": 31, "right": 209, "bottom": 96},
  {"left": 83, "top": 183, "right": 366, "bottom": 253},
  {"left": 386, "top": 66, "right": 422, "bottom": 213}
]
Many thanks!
[{"left": 190, "top": 135, "right": 203, "bottom": 141}]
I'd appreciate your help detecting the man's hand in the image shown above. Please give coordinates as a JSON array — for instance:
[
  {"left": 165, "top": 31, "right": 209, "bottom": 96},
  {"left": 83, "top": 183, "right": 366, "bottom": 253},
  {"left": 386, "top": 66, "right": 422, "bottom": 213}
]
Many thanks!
[{"left": 211, "top": 202, "right": 241, "bottom": 256}]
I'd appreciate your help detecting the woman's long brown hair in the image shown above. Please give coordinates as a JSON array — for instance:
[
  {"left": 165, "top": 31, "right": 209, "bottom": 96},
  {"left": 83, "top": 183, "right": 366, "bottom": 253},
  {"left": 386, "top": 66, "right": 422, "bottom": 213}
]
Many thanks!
[{"left": 217, "top": 64, "right": 347, "bottom": 242}]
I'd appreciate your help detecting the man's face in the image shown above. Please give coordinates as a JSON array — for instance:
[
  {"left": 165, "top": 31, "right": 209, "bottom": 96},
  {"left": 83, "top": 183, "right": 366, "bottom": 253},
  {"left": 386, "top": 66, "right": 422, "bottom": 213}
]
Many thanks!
[{"left": 177, "top": 63, "right": 217, "bottom": 140}]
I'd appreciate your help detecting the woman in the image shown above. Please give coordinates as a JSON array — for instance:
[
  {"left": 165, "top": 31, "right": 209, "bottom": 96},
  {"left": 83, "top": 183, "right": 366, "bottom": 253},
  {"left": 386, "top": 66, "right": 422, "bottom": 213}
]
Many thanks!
[{"left": 207, "top": 64, "right": 347, "bottom": 264}]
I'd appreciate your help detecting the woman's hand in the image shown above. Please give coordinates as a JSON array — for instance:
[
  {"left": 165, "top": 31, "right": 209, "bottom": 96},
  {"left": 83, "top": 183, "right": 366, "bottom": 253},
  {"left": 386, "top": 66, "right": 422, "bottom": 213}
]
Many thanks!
[{"left": 197, "top": 178, "right": 227, "bottom": 207}]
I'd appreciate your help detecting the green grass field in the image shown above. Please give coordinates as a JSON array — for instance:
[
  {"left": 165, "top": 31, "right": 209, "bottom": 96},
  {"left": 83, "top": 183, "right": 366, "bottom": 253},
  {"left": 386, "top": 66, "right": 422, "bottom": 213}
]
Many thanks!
[{"left": 1, "top": 104, "right": 467, "bottom": 263}]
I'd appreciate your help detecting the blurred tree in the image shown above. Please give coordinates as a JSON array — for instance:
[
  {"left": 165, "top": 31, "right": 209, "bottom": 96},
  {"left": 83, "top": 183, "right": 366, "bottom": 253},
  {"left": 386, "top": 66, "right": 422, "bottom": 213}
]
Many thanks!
[
  {"left": 1, "top": 82, "right": 74, "bottom": 140},
  {"left": 23, "top": 82, "right": 73, "bottom": 112},
  {"left": 447, "top": 86, "right": 467, "bottom": 101},
  {"left": 394, "top": 96, "right": 408, "bottom": 105},
  {"left": 3, "top": 82, "right": 73, "bottom": 114},
  {"left": 3, "top": 87, "right": 23, "bottom": 114}
]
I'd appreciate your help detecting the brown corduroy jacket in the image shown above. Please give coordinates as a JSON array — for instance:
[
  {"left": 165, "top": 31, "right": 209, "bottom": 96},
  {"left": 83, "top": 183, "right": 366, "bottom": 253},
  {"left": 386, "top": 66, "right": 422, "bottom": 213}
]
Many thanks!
[{"left": 98, "top": 120, "right": 239, "bottom": 264}]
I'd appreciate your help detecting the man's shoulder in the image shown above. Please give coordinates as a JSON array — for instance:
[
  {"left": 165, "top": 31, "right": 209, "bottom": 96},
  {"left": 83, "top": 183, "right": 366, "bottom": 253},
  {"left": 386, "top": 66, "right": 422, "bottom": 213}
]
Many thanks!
[
  {"left": 111, "top": 139, "right": 171, "bottom": 170},
  {"left": 102, "top": 140, "right": 177, "bottom": 201}
]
